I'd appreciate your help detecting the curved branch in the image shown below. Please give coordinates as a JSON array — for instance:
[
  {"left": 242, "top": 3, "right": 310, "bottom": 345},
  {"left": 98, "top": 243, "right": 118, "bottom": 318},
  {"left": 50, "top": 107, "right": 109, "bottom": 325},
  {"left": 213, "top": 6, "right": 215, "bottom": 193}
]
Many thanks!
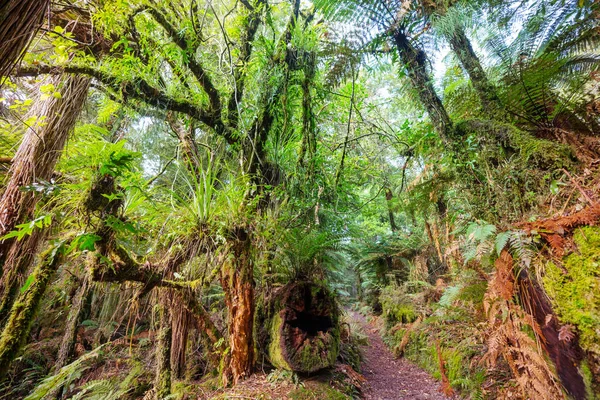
[
  {"left": 15, "top": 64, "right": 235, "bottom": 144},
  {"left": 142, "top": 7, "right": 222, "bottom": 114}
]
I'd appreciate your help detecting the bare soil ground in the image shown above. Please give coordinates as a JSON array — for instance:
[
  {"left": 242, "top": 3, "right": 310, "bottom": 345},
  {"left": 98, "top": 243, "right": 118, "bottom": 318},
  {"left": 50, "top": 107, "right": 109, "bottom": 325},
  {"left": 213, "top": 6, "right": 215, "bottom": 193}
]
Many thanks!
[{"left": 349, "top": 311, "right": 452, "bottom": 400}]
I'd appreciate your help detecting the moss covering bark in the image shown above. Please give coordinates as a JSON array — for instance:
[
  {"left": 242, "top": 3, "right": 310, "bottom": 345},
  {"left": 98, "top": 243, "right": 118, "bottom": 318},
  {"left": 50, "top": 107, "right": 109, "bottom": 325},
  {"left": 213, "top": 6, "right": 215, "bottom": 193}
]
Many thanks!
[
  {"left": 544, "top": 226, "right": 600, "bottom": 355},
  {"left": 0, "top": 243, "right": 63, "bottom": 379},
  {"left": 260, "top": 281, "right": 340, "bottom": 373}
]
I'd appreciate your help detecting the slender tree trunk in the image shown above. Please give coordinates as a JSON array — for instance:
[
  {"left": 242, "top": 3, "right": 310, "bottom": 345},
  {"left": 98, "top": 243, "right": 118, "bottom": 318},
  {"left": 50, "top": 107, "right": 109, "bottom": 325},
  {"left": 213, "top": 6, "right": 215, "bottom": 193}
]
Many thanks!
[
  {"left": 55, "top": 276, "right": 90, "bottom": 370},
  {"left": 0, "top": 75, "right": 90, "bottom": 322},
  {"left": 154, "top": 296, "right": 172, "bottom": 399},
  {"left": 0, "top": 0, "right": 49, "bottom": 86},
  {"left": 385, "top": 188, "right": 398, "bottom": 232},
  {"left": 178, "top": 290, "right": 223, "bottom": 369},
  {"left": 392, "top": 31, "right": 453, "bottom": 141},
  {"left": 49, "top": 275, "right": 91, "bottom": 399},
  {"left": 220, "top": 228, "right": 254, "bottom": 386},
  {"left": 446, "top": 26, "right": 502, "bottom": 115},
  {"left": 0, "top": 244, "right": 63, "bottom": 379}
]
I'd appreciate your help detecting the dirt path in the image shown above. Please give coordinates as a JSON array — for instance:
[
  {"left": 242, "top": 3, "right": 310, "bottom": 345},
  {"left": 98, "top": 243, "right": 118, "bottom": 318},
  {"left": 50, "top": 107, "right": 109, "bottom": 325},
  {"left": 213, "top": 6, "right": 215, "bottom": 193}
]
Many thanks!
[{"left": 349, "top": 312, "right": 451, "bottom": 400}]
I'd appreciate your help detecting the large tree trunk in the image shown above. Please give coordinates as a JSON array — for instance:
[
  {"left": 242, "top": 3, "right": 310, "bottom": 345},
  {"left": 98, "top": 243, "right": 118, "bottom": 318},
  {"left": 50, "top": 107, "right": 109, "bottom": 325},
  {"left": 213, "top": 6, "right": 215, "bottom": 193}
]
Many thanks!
[
  {"left": 220, "top": 227, "right": 254, "bottom": 386},
  {"left": 259, "top": 281, "right": 340, "bottom": 373},
  {"left": 0, "top": 243, "right": 63, "bottom": 379},
  {"left": 446, "top": 26, "right": 502, "bottom": 115},
  {"left": 0, "top": 75, "right": 90, "bottom": 320},
  {"left": 0, "top": 0, "right": 49, "bottom": 86},
  {"left": 392, "top": 31, "right": 453, "bottom": 141}
]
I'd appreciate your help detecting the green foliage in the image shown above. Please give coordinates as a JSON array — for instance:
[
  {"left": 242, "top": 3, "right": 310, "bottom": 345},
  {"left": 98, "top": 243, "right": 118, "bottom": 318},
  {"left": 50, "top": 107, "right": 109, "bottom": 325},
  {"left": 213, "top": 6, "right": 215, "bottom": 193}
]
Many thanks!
[
  {"left": 288, "top": 382, "right": 350, "bottom": 400},
  {"left": 380, "top": 285, "right": 417, "bottom": 329},
  {"left": 23, "top": 345, "right": 107, "bottom": 400},
  {"left": 0, "top": 215, "right": 52, "bottom": 241}
]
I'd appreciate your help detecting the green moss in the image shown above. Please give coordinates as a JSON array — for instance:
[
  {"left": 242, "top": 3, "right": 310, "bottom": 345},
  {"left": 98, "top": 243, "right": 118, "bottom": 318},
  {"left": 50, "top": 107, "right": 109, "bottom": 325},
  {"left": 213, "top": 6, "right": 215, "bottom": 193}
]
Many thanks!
[
  {"left": 580, "top": 360, "right": 597, "bottom": 400},
  {"left": 458, "top": 281, "right": 487, "bottom": 305},
  {"left": 289, "top": 382, "right": 350, "bottom": 400},
  {"left": 543, "top": 226, "right": 600, "bottom": 354},
  {"left": 267, "top": 312, "right": 289, "bottom": 370},
  {"left": 0, "top": 245, "right": 63, "bottom": 379},
  {"left": 380, "top": 286, "right": 417, "bottom": 329}
]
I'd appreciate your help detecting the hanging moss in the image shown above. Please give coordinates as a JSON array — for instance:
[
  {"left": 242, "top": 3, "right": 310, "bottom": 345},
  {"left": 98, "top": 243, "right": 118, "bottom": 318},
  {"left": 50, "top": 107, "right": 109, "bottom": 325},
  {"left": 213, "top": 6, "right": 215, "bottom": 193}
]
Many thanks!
[{"left": 543, "top": 226, "right": 600, "bottom": 355}]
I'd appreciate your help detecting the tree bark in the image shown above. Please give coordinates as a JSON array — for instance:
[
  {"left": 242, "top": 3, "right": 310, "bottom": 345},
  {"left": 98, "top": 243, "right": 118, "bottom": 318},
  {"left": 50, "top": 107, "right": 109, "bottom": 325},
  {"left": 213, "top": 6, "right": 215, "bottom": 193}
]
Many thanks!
[
  {"left": 0, "top": 75, "right": 90, "bottom": 320},
  {"left": 261, "top": 281, "right": 340, "bottom": 373},
  {"left": 446, "top": 26, "right": 502, "bottom": 115},
  {"left": 0, "top": 0, "right": 49, "bottom": 86},
  {"left": 392, "top": 31, "right": 453, "bottom": 141},
  {"left": 220, "top": 228, "right": 254, "bottom": 386},
  {"left": 170, "top": 300, "right": 191, "bottom": 379},
  {"left": 154, "top": 297, "right": 172, "bottom": 399}
]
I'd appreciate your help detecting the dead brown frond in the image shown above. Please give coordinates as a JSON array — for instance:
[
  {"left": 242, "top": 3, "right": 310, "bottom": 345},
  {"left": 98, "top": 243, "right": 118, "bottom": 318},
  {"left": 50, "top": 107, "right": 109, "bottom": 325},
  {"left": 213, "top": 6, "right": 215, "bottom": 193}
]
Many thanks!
[
  {"left": 435, "top": 340, "right": 455, "bottom": 397},
  {"left": 482, "top": 250, "right": 565, "bottom": 400},
  {"left": 393, "top": 315, "right": 422, "bottom": 358},
  {"left": 518, "top": 202, "right": 600, "bottom": 256}
]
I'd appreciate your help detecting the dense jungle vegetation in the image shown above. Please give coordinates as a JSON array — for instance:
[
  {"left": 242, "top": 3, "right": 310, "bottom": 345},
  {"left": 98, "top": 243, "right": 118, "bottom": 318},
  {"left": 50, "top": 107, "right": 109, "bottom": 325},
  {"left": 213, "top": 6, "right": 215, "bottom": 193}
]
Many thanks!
[{"left": 0, "top": 0, "right": 599, "bottom": 398}]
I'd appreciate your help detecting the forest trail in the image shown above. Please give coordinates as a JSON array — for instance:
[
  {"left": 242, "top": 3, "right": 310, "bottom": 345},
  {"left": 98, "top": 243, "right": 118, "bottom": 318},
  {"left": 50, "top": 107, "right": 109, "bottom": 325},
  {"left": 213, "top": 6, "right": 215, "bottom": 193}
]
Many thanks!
[{"left": 349, "top": 312, "right": 451, "bottom": 400}]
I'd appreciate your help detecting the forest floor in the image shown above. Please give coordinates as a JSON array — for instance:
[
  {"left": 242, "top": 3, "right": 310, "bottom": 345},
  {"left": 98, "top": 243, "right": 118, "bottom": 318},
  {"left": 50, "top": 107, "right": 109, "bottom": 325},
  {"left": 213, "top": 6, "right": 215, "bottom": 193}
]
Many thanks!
[{"left": 349, "top": 311, "right": 452, "bottom": 400}]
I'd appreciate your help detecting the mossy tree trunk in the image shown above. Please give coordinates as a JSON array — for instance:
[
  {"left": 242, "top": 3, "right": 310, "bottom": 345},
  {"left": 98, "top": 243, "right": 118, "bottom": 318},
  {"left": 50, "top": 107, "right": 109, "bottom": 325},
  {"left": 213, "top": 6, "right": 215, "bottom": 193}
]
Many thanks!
[
  {"left": 0, "top": 243, "right": 63, "bottom": 379},
  {"left": 392, "top": 30, "right": 453, "bottom": 142},
  {"left": 0, "top": 75, "right": 90, "bottom": 319},
  {"left": 446, "top": 26, "right": 502, "bottom": 115},
  {"left": 55, "top": 275, "right": 90, "bottom": 370},
  {"left": 220, "top": 228, "right": 254, "bottom": 386},
  {"left": 259, "top": 281, "right": 340, "bottom": 373}
]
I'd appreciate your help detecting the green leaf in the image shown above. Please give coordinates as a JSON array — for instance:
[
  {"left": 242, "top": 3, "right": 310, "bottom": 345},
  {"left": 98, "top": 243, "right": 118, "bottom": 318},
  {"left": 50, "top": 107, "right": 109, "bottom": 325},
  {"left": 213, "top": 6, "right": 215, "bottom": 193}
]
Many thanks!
[
  {"left": 495, "top": 231, "right": 511, "bottom": 255},
  {"left": 20, "top": 275, "right": 35, "bottom": 293}
]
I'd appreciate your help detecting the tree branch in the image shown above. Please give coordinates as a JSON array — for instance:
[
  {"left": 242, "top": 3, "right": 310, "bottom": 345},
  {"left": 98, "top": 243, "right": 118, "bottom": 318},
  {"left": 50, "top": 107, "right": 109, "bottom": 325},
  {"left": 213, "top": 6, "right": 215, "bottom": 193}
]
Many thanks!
[{"left": 15, "top": 64, "right": 235, "bottom": 144}]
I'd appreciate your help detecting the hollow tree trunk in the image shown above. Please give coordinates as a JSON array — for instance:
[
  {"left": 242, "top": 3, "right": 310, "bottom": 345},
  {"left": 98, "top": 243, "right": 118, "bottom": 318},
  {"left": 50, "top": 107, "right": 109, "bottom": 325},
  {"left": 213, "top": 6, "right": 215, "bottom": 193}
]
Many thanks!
[
  {"left": 0, "top": 243, "right": 63, "bottom": 379},
  {"left": 392, "top": 30, "right": 453, "bottom": 141},
  {"left": 446, "top": 26, "right": 502, "bottom": 115},
  {"left": 0, "top": 0, "right": 49, "bottom": 86},
  {"left": 220, "top": 228, "right": 254, "bottom": 386},
  {"left": 0, "top": 75, "right": 90, "bottom": 321},
  {"left": 259, "top": 281, "right": 340, "bottom": 373}
]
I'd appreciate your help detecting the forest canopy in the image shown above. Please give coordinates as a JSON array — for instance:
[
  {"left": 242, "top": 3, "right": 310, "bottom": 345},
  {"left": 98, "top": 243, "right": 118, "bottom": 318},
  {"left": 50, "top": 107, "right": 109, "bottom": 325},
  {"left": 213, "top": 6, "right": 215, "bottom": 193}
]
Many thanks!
[{"left": 0, "top": 0, "right": 599, "bottom": 399}]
